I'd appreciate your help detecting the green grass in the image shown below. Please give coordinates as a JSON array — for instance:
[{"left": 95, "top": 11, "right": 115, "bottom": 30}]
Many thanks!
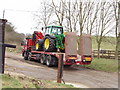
[
  {"left": 82, "top": 58, "right": 118, "bottom": 72},
  {"left": 2, "top": 74, "right": 74, "bottom": 88},
  {"left": 92, "top": 36, "right": 116, "bottom": 50}
]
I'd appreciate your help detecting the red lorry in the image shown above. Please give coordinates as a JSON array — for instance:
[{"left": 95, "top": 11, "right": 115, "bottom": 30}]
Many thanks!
[{"left": 21, "top": 26, "right": 92, "bottom": 67}]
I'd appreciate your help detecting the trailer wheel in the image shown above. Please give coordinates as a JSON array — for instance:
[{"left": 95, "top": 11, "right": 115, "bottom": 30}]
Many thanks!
[
  {"left": 23, "top": 51, "right": 28, "bottom": 60},
  {"left": 40, "top": 54, "right": 46, "bottom": 65},
  {"left": 28, "top": 52, "right": 32, "bottom": 61},
  {"left": 46, "top": 55, "right": 53, "bottom": 67},
  {"left": 52, "top": 56, "right": 58, "bottom": 66},
  {"left": 35, "top": 39, "right": 44, "bottom": 51},
  {"left": 43, "top": 37, "right": 57, "bottom": 52}
]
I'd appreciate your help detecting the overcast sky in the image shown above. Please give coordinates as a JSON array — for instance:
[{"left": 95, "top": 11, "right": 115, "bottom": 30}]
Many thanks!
[
  {"left": 0, "top": 0, "right": 118, "bottom": 35},
  {"left": 0, "top": 0, "right": 43, "bottom": 34}
]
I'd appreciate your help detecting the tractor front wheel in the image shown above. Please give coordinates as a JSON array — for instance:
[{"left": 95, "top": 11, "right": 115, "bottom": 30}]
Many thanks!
[
  {"left": 43, "top": 37, "right": 57, "bottom": 52},
  {"left": 35, "top": 39, "right": 43, "bottom": 51}
]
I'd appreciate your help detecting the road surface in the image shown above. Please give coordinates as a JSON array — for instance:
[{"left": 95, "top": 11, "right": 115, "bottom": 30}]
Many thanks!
[{"left": 5, "top": 52, "right": 118, "bottom": 88}]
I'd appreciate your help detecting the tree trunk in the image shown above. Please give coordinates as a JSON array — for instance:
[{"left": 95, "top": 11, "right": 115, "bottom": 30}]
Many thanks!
[
  {"left": 97, "top": 42, "right": 101, "bottom": 59},
  {"left": 115, "top": 37, "right": 118, "bottom": 60},
  {"left": 117, "top": 33, "right": 120, "bottom": 60}
]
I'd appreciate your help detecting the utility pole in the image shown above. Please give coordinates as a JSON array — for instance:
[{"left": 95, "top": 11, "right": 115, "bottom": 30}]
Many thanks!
[{"left": 3, "top": 10, "right": 5, "bottom": 19}]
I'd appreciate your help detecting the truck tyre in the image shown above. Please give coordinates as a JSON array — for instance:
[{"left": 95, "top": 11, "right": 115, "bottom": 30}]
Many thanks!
[
  {"left": 52, "top": 56, "right": 58, "bottom": 66},
  {"left": 23, "top": 51, "right": 28, "bottom": 60},
  {"left": 28, "top": 52, "right": 32, "bottom": 61},
  {"left": 35, "top": 39, "right": 44, "bottom": 51},
  {"left": 43, "top": 37, "right": 57, "bottom": 52},
  {"left": 40, "top": 54, "right": 46, "bottom": 65},
  {"left": 46, "top": 55, "right": 53, "bottom": 67}
]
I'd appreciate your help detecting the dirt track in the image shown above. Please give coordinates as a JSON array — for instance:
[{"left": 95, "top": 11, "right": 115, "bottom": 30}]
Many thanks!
[{"left": 5, "top": 52, "right": 118, "bottom": 88}]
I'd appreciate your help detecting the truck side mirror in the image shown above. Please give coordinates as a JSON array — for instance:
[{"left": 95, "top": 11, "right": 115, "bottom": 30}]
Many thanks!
[
  {"left": 41, "top": 27, "right": 43, "bottom": 31},
  {"left": 21, "top": 41, "right": 25, "bottom": 46}
]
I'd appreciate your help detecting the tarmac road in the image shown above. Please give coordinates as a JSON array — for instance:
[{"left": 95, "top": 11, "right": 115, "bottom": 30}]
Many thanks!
[{"left": 5, "top": 52, "right": 118, "bottom": 88}]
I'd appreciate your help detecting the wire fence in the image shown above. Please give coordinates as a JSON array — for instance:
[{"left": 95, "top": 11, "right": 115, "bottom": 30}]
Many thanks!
[{"left": 92, "top": 50, "right": 120, "bottom": 59}]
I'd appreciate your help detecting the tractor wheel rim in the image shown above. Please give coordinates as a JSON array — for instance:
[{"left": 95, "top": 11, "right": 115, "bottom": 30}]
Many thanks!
[
  {"left": 44, "top": 39, "right": 49, "bottom": 49},
  {"left": 36, "top": 43, "right": 39, "bottom": 50}
]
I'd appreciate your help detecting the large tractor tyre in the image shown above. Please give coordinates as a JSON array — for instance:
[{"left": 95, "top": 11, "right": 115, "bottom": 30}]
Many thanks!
[
  {"left": 35, "top": 39, "right": 44, "bottom": 51},
  {"left": 23, "top": 51, "right": 29, "bottom": 60},
  {"left": 43, "top": 37, "right": 57, "bottom": 52}
]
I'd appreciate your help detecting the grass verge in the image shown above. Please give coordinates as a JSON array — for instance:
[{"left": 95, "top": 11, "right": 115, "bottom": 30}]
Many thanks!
[
  {"left": 80, "top": 58, "right": 118, "bottom": 72},
  {"left": 2, "top": 74, "right": 74, "bottom": 88}
]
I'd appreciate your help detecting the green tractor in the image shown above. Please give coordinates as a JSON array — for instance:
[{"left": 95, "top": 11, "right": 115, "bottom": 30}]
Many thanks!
[{"left": 43, "top": 26, "right": 65, "bottom": 52}]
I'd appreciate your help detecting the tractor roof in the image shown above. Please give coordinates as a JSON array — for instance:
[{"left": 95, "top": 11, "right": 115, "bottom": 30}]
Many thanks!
[{"left": 46, "top": 26, "right": 63, "bottom": 28}]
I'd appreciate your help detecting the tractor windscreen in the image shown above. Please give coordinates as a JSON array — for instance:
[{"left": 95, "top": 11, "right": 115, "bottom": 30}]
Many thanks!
[{"left": 52, "top": 27, "right": 63, "bottom": 35}]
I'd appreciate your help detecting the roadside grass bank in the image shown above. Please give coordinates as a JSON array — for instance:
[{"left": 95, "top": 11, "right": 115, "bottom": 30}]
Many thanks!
[
  {"left": 79, "top": 58, "right": 118, "bottom": 73},
  {"left": 2, "top": 74, "right": 74, "bottom": 88}
]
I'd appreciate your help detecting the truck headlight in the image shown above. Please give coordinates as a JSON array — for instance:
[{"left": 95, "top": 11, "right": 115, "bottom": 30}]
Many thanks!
[{"left": 83, "top": 60, "right": 86, "bottom": 62}]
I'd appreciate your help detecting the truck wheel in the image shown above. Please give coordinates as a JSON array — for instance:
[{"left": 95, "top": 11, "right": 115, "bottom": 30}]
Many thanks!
[
  {"left": 46, "top": 55, "right": 58, "bottom": 67},
  {"left": 43, "top": 37, "right": 57, "bottom": 52},
  {"left": 35, "top": 39, "right": 44, "bottom": 51},
  {"left": 23, "top": 51, "right": 28, "bottom": 60},
  {"left": 52, "top": 56, "right": 58, "bottom": 66},
  {"left": 28, "top": 52, "right": 32, "bottom": 61},
  {"left": 40, "top": 54, "right": 46, "bottom": 65},
  {"left": 46, "top": 55, "right": 53, "bottom": 67}
]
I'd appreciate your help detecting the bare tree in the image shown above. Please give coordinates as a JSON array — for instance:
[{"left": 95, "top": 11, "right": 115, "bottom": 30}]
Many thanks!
[
  {"left": 85, "top": 2, "right": 100, "bottom": 35},
  {"left": 64, "top": 0, "right": 79, "bottom": 32},
  {"left": 95, "top": 2, "right": 114, "bottom": 58},
  {"left": 51, "top": 0, "right": 65, "bottom": 26},
  {"left": 117, "top": 2, "right": 120, "bottom": 60},
  {"left": 34, "top": 1, "right": 52, "bottom": 28},
  {"left": 112, "top": 0, "right": 119, "bottom": 59},
  {"left": 78, "top": 1, "right": 97, "bottom": 35}
]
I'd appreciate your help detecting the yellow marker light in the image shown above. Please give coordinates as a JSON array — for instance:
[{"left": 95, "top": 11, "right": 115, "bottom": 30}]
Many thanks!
[{"left": 85, "top": 57, "right": 91, "bottom": 61}]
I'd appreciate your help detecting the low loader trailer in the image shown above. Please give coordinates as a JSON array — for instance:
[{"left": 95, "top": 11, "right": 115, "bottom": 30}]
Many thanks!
[{"left": 21, "top": 26, "right": 92, "bottom": 67}]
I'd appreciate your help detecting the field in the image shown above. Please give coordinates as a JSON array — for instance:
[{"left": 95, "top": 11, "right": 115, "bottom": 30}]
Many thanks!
[{"left": 92, "top": 36, "right": 116, "bottom": 50}]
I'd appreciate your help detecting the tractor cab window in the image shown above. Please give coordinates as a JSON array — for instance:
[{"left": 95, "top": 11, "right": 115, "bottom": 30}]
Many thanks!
[
  {"left": 52, "top": 27, "right": 63, "bottom": 35},
  {"left": 58, "top": 28, "right": 63, "bottom": 34},
  {"left": 45, "top": 27, "right": 51, "bottom": 34},
  {"left": 52, "top": 28, "right": 57, "bottom": 34}
]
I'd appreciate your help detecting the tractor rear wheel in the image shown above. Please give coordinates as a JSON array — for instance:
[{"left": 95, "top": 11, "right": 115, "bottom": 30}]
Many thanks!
[
  {"left": 35, "top": 39, "right": 43, "bottom": 51},
  {"left": 43, "top": 37, "right": 57, "bottom": 52}
]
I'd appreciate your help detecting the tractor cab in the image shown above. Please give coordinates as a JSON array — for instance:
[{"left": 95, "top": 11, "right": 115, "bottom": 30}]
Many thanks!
[{"left": 42, "top": 26, "right": 65, "bottom": 52}]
